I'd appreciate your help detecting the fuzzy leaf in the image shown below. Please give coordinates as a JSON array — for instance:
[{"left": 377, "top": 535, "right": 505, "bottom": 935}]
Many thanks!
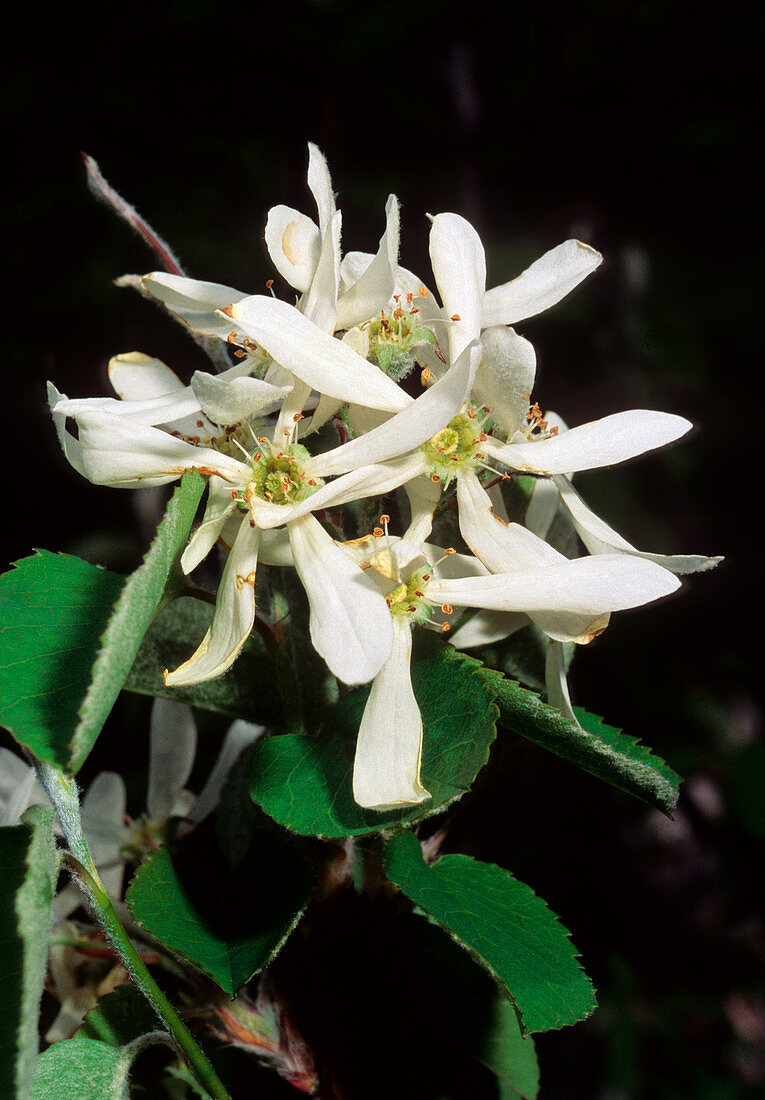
[
  {"left": 0, "top": 472, "right": 204, "bottom": 772},
  {"left": 126, "top": 819, "right": 315, "bottom": 996},
  {"left": 248, "top": 647, "right": 501, "bottom": 837},
  {"left": 29, "top": 1037, "right": 132, "bottom": 1100},
  {"left": 0, "top": 806, "right": 59, "bottom": 1100},
  {"left": 494, "top": 676, "right": 682, "bottom": 814},
  {"left": 384, "top": 831, "right": 596, "bottom": 1034},
  {"left": 67, "top": 470, "right": 205, "bottom": 771}
]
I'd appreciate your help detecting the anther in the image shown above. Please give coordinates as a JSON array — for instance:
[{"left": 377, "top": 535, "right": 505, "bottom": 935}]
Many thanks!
[
  {"left": 373, "top": 527, "right": 384, "bottom": 538},
  {"left": 266, "top": 279, "right": 274, "bottom": 289},
  {"left": 418, "top": 286, "right": 428, "bottom": 298},
  {"left": 293, "top": 413, "right": 305, "bottom": 422},
  {"left": 234, "top": 349, "right": 246, "bottom": 358},
  {"left": 441, "top": 622, "right": 451, "bottom": 632},
  {"left": 450, "top": 314, "right": 461, "bottom": 322},
  {"left": 379, "top": 514, "right": 390, "bottom": 525},
  {"left": 431, "top": 473, "right": 441, "bottom": 482},
  {"left": 421, "top": 368, "right": 431, "bottom": 385},
  {"left": 441, "top": 603, "right": 453, "bottom": 615}
]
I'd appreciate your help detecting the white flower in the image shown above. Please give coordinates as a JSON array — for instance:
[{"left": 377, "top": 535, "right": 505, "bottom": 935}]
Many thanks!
[
  {"left": 75, "top": 699, "right": 265, "bottom": 904},
  {"left": 141, "top": 144, "right": 402, "bottom": 436},
  {"left": 346, "top": 529, "right": 680, "bottom": 810}
]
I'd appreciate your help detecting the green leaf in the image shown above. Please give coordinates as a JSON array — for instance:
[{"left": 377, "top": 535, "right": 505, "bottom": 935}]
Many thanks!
[
  {"left": 479, "top": 998, "right": 540, "bottom": 1098},
  {"left": 384, "top": 831, "right": 596, "bottom": 1034},
  {"left": 126, "top": 818, "right": 316, "bottom": 996},
  {"left": 76, "top": 985, "right": 161, "bottom": 1049},
  {"left": 67, "top": 470, "right": 205, "bottom": 771},
  {"left": 393, "top": 908, "right": 539, "bottom": 1097},
  {"left": 0, "top": 805, "right": 59, "bottom": 1100},
  {"left": 249, "top": 646, "right": 501, "bottom": 837},
  {"left": 29, "top": 1037, "right": 133, "bottom": 1100},
  {"left": 125, "top": 596, "right": 283, "bottom": 728},
  {"left": 0, "top": 472, "right": 204, "bottom": 772},
  {"left": 494, "top": 676, "right": 682, "bottom": 815},
  {"left": 0, "top": 552, "right": 124, "bottom": 768}
]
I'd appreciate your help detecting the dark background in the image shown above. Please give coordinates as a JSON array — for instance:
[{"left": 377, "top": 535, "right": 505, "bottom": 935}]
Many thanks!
[{"left": 3, "top": 1, "right": 763, "bottom": 1095}]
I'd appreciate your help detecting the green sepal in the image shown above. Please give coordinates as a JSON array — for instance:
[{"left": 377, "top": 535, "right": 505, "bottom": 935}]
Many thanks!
[
  {"left": 0, "top": 805, "right": 59, "bottom": 1100},
  {"left": 248, "top": 645, "right": 502, "bottom": 838},
  {"left": 383, "top": 831, "right": 596, "bottom": 1034}
]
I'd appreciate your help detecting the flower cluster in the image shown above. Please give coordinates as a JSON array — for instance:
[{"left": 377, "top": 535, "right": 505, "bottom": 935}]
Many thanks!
[{"left": 50, "top": 145, "right": 720, "bottom": 812}]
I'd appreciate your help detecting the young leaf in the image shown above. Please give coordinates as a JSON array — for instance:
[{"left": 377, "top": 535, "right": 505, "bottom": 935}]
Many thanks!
[
  {"left": 383, "top": 831, "right": 596, "bottom": 1034},
  {"left": 248, "top": 647, "right": 501, "bottom": 837},
  {"left": 0, "top": 806, "right": 59, "bottom": 1100},
  {"left": 494, "top": 677, "right": 682, "bottom": 815},
  {"left": 29, "top": 1036, "right": 133, "bottom": 1100},
  {"left": 0, "top": 471, "right": 204, "bottom": 772},
  {"left": 126, "top": 819, "right": 316, "bottom": 997}
]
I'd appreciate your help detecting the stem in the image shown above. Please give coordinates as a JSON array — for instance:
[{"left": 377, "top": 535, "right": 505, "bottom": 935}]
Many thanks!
[{"left": 37, "top": 763, "right": 232, "bottom": 1100}]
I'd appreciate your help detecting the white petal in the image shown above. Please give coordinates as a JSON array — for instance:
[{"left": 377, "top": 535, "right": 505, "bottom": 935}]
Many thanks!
[
  {"left": 288, "top": 514, "right": 393, "bottom": 684},
  {"left": 188, "top": 720, "right": 265, "bottom": 825},
  {"left": 301, "top": 392, "right": 344, "bottom": 436},
  {"left": 165, "top": 520, "right": 261, "bottom": 685},
  {"left": 336, "top": 195, "right": 400, "bottom": 331},
  {"left": 486, "top": 410, "right": 693, "bottom": 474},
  {"left": 310, "top": 342, "right": 481, "bottom": 478},
  {"left": 147, "top": 699, "right": 197, "bottom": 823},
  {"left": 302, "top": 209, "right": 341, "bottom": 332},
  {"left": 65, "top": 408, "right": 249, "bottom": 488},
  {"left": 108, "top": 352, "right": 186, "bottom": 400},
  {"left": 456, "top": 469, "right": 564, "bottom": 573},
  {"left": 429, "top": 213, "right": 486, "bottom": 362},
  {"left": 142, "top": 272, "right": 248, "bottom": 339},
  {"left": 482, "top": 239, "right": 603, "bottom": 328},
  {"left": 227, "top": 296, "right": 410, "bottom": 413},
  {"left": 430, "top": 554, "right": 681, "bottom": 618},
  {"left": 553, "top": 475, "right": 723, "bottom": 574},
  {"left": 403, "top": 475, "right": 443, "bottom": 546},
  {"left": 264, "top": 205, "right": 321, "bottom": 293},
  {"left": 544, "top": 639, "right": 580, "bottom": 726},
  {"left": 181, "top": 476, "right": 237, "bottom": 574},
  {"left": 352, "top": 616, "right": 430, "bottom": 809},
  {"left": 53, "top": 388, "right": 202, "bottom": 429},
  {"left": 258, "top": 527, "right": 294, "bottom": 566},
  {"left": 307, "top": 142, "right": 335, "bottom": 234},
  {"left": 81, "top": 772, "right": 127, "bottom": 899},
  {"left": 473, "top": 326, "right": 537, "bottom": 436},
  {"left": 448, "top": 609, "right": 529, "bottom": 649},
  {"left": 48, "top": 382, "right": 87, "bottom": 477},
  {"left": 524, "top": 477, "right": 561, "bottom": 539},
  {"left": 190, "top": 370, "right": 287, "bottom": 423}
]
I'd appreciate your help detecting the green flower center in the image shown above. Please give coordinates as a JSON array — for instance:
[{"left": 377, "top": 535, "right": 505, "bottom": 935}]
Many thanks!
[
  {"left": 243, "top": 442, "right": 322, "bottom": 507},
  {"left": 386, "top": 567, "right": 432, "bottom": 624},
  {"left": 366, "top": 302, "right": 438, "bottom": 380},
  {"left": 421, "top": 413, "right": 482, "bottom": 484}
]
